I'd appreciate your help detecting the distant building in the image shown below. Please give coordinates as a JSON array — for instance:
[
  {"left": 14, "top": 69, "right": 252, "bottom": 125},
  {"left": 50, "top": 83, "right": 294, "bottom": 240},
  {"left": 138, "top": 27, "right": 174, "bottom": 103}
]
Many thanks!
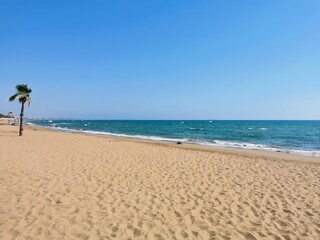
[{"left": 0, "top": 112, "right": 18, "bottom": 125}]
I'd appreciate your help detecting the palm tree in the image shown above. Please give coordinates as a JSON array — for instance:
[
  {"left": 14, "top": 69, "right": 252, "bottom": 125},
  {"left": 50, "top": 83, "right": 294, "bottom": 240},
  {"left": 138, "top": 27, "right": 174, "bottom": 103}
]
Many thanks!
[{"left": 9, "top": 84, "right": 32, "bottom": 136}]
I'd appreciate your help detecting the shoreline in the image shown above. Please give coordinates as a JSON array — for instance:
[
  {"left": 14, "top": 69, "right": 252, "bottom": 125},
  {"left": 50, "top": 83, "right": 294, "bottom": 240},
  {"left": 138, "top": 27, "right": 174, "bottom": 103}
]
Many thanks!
[{"left": 27, "top": 124, "right": 320, "bottom": 163}]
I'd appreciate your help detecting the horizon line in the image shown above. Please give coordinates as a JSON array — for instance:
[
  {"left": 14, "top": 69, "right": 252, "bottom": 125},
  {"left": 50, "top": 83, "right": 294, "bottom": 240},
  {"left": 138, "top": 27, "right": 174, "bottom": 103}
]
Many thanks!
[{"left": 26, "top": 118, "right": 320, "bottom": 121}]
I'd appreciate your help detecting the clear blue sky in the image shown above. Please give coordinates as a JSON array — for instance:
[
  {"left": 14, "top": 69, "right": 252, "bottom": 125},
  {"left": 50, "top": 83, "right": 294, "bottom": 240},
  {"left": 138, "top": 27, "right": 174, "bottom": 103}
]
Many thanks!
[{"left": 1, "top": 0, "right": 319, "bottom": 119}]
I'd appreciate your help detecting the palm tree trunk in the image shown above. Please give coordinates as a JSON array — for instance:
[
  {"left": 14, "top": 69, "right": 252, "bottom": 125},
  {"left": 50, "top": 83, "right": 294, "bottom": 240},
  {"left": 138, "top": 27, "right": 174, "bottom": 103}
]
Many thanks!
[{"left": 19, "top": 102, "right": 25, "bottom": 136}]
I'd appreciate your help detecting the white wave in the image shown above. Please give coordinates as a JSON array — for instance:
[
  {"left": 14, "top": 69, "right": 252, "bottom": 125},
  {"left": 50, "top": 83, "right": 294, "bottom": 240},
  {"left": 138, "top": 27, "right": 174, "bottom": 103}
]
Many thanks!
[
  {"left": 195, "top": 140, "right": 320, "bottom": 157},
  {"left": 38, "top": 125, "right": 188, "bottom": 143},
  {"left": 189, "top": 128, "right": 205, "bottom": 131},
  {"left": 260, "top": 128, "right": 268, "bottom": 130},
  {"left": 31, "top": 124, "right": 320, "bottom": 158}
]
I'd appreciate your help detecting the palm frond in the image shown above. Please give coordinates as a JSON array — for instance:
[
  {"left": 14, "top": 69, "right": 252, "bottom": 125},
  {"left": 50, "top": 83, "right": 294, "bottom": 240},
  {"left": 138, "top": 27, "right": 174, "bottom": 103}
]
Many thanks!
[
  {"left": 27, "top": 97, "right": 32, "bottom": 107},
  {"left": 16, "top": 84, "right": 32, "bottom": 94},
  {"left": 9, "top": 84, "right": 32, "bottom": 105},
  {"left": 8, "top": 94, "right": 18, "bottom": 102}
]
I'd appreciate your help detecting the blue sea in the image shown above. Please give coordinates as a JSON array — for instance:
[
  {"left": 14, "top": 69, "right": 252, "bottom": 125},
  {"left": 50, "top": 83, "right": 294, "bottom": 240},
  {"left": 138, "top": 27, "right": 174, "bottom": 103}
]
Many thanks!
[{"left": 28, "top": 120, "right": 320, "bottom": 157}]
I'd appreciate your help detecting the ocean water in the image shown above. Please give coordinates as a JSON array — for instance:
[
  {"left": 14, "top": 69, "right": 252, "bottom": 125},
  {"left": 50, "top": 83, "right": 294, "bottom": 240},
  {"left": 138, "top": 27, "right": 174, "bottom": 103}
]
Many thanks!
[{"left": 29, "top": 120, "right": 320, "bottom": 157}]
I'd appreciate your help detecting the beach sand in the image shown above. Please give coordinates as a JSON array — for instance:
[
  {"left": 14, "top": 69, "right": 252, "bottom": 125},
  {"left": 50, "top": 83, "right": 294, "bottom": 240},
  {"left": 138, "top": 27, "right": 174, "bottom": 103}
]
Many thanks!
[{"left": 0, "top": 125, "right": 319, "bottom": 239}]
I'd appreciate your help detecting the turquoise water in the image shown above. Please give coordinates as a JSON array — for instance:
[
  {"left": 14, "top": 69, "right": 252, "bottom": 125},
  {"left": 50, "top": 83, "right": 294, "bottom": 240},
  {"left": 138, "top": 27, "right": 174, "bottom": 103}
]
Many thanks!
[{"left": 29, "top": 120, "right": 320, "bottom": 157}]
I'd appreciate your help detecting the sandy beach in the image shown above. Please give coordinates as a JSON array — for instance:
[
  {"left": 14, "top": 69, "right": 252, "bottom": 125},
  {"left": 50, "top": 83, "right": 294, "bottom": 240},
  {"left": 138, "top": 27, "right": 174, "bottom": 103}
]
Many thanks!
[{"left": 0, "top": 125, "right": 319, "bottom": 239}]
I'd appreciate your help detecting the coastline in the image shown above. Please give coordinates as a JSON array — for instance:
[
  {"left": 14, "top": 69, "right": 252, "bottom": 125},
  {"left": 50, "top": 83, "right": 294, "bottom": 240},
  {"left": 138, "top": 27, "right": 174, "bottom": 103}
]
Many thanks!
[
  {"left": 1, "top": 125, "right": 319, "bottom": 239},
  {"left": 27, "top": 124, "right": 320, "bottom": 163}
]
